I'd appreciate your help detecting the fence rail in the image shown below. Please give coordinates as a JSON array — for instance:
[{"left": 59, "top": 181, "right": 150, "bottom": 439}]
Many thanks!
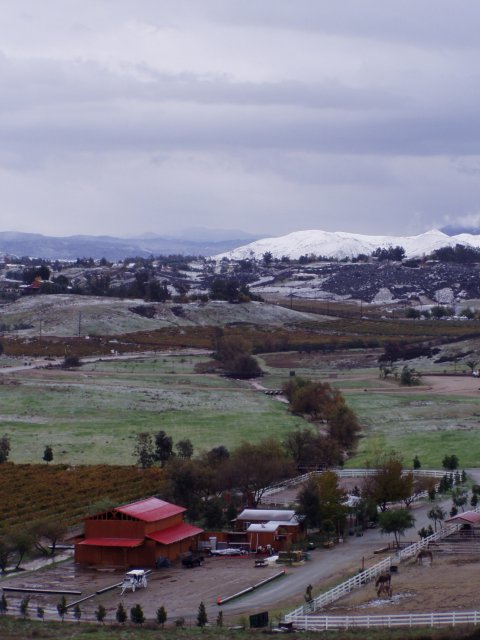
[
  {"left": 288, "top": 610, "right": 480, "bottom": 631},
  {"left": 260, "top": 468, "right": 448, "bottom": 501},
  {"left": 285, "top": 504, "right": 480, "bottom": 627}
]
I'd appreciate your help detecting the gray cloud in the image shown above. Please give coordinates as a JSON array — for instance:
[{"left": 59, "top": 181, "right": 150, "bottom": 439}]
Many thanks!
[{"left": 1, "top": 1, "right": 480, "bottom": 238}]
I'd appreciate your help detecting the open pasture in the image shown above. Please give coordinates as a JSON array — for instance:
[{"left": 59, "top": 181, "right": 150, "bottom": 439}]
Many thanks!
[
  {"left": 0, "top": 354, "right": 301, "bottom": 465},
  {"left": 260, "top": 349, "right": 480, "bottom": 468}
]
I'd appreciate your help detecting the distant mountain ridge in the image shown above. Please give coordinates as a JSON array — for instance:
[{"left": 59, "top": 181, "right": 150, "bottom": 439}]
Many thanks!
[
  {"left": 215, "top": 229, "right": 480, "bottom": 261},
  {"left": 0, "top": 230, "right": 262, "bottom": 261}
]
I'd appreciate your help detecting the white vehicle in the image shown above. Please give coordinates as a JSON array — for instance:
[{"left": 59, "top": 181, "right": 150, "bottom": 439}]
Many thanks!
[
  {"left": 120, "top": 569, "right": 148, "bottom": 595},
  {"left": 210, "top": 547, "right": 249, "bottom": 556}
]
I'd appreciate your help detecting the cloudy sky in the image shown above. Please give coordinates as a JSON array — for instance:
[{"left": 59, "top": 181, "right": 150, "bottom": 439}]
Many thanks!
[{"left": 1, "top": 1, "right": 480, "bottom": 239}]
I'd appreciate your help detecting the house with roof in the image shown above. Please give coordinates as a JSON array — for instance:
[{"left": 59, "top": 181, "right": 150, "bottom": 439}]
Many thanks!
[
  {"left": 74, "top": 497, "right": 203, "bottom": 568},
  {"left": 234, "top": 508, "right": 303, "bottom": 551}
]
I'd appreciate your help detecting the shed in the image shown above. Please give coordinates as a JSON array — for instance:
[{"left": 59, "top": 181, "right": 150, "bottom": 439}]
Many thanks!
[
  {"left": 75, "top": 497, "right": 203, "bottom": 568},
  {"left": 445, "top": 511, "right": 480, "bottom": 528},
  {"left": 236, "top": 508, "right": 302, "bottom": 551}
]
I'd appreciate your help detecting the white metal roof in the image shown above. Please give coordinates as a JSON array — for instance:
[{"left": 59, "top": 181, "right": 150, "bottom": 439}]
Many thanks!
[{"left": 237, "top": 509, "right": 296, "bottom": 522}]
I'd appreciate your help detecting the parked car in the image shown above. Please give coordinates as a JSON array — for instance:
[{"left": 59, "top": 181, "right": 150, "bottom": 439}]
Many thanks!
[
  {"left": 181, "top": 552, "right": 204, "bottom": 568},
  {"left": 210, "top": 547, "right": 249, "bottom": 556}
]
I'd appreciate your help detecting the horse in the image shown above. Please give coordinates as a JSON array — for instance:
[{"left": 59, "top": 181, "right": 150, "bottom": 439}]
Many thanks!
[
  {"left": 416, "top": 549, "right": 433, "bottom": 565},
  {"left": 375, "top": 572, "right": 392, "bottom": 598}
]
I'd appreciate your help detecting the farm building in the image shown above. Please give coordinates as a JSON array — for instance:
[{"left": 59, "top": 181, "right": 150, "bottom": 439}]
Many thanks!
[
  {"left": 234, "top": 508, "right": 303, "bottom": 550},
  {"left": 74, "top": 497, "right": 203, "bottom": 568}
]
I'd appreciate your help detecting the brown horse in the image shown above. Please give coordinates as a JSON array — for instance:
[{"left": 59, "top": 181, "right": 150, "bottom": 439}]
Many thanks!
[
  {"left": 416, "top": 549, "right": 433, "bottom": 565},
  {"left": 375, "top": 572, "right": 392, "bottom": 598}
]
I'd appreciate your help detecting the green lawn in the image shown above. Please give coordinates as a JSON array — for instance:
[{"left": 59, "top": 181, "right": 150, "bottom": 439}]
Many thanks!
[
  {"left": 344, "top": 390, "right": 480, "bottom": 468},
  {"left": 1, "top": 357, "right": 301, "bottom": 464}
]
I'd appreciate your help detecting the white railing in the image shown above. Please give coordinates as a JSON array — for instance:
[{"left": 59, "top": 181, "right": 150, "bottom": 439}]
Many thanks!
[
  {"left": 260, "top": 468, "right": 449, "bottom": 502},
  {"left": 288, "top": 610, "right": 480, "bottom": 631},
  {"left": 285, "top": 505, "right": 480, "bottom": 626}
]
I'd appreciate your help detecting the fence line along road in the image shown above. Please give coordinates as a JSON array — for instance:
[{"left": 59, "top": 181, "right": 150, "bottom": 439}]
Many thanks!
[
  {"left": 287, "top": 610, "right": 480, "bottom": 631},
  {"left": 260, "top": 468, "right": 448, "bottom": 502}
]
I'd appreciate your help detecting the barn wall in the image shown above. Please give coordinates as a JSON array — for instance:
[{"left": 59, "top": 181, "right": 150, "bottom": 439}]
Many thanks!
[
  {"left": 75, "top": 543, "right": 156, "bottom": 568},
  {"left": 85, "top": 520, "right": 145, "bottom": 538}
]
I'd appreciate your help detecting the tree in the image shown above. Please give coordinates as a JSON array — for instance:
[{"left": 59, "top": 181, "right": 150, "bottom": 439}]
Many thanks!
[
  {"left": 36, "top": 606, "right": 44, "bottom": 622},
  {"left": 176, "top": 438, "right": 193, "bottom": 459},
  {"left": 452, "top": 487, "right": 468, "bottom": 512},
  {"left": 115, "top": 602, "right": 127, "bottom": 624},
  {"left": 297, "top": 471, "right": 347, "bottom": 534},
  {"left": 203, "top": 497, "right": 225, "bottom": 530},
  {"left": 62, "top": 355, "right": 81, "bottom": 369},
  {"left": 154, "top": 430, "right": 173, "bottom": 467},
  {"left": 42, "top": 445, "right": 53, "bottom": 464},
  {"left": 0, "top": 434, "right": 11, "bottom": 464},
  {"left": 378, "top": 509, "right": 415, "bottom": 547},
  {"left": 57, "top": 595, "right": 68, "bottom": 621},
  {"left": 363, "top": 452, "right": 414, "bottom": 512},
  {"left": 130, "top": 603, "right": 145, "bottom": 624},
  {"left": 156, "top": 605, "right": 167, "bottom": 627},
  {"left": 73, "top": 604, "right": 82, "bottom": 622},
  {"left": 134, "top": 432, "right": 154, "bottom": 469},
  {"left": 427, "top": 505, "right": 446, "bottom": 532},
  {"left": 0, "top": 593, "right": 7, "bottom": 615},
  {"left": 413, "top": 455, "right": 421, "bottom": 470},
  {"left": 442, "top": 454, "right": 459, "bottom": 471},
  {"left": 400, "top": 365, "right": 420, "bottom": 386},
  {"left": 214, "top": 335, "right": 263, "bottom": 379},
  {"left": 95, "top": 604, "right": 107, "bottom": 624},
  {"left": 19, "top": 595, "right": 30, "bottom": 619},
  {"left": 283, "top": 428, "right": 342, "bottom": 469},
  {"left": 0, "top": 535, "right": 15, "bottom": 573},
  {"left": 263, "top": 251, "right": 273, "bottom": 266},
  {"left": 11, "top": 531, "right": 33, "bottom": 570},
  {"left": 224, "top": 439, "right": 295, "bottom": 506},
  {"left": 29, "top": 519, "right": 67, "bottom": 556},
  {"left": 197, "top": 601, "right": 208, "bottom": 627}
]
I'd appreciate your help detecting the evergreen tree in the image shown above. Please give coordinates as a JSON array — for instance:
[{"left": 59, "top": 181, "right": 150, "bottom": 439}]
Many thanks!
[
  {"left": 36, "top": 606, "right": 44, "bottom": 621},
  {"left": 197, "top": 601, "right": 208, "bottom": 627},
  {"left": 43, "top": 445, "right": 53, "bottom": 463},
  {"left": 57, "top": 595, "right": 67, "bottom": 621},
  {"left": 130, "top": 603, "right": 145, "bottom": 624},
  {"left": 116, "top": 602, "right": 127, "bottom": 624},
  {"left": 0, "top": 593, "right": 8, "bottom": 614},
  {"left": 19, "top": 595, "right": 30, "bottom": 618},
  {"left": 156, "top": 605, "right": 167, "bottom": 627},
  {"left": 95, "top": 604, "right": 107, "bottom": 624}
]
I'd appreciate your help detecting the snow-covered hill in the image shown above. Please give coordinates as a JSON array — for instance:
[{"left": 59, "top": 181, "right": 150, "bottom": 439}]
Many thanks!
[{"left": 215, "top": 229, "right": 480, "bottom": 261}]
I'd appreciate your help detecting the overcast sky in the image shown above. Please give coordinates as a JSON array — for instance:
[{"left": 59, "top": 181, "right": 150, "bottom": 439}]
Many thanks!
[{"left": 1, "top": 1, "right": 480, "bottom": 239}]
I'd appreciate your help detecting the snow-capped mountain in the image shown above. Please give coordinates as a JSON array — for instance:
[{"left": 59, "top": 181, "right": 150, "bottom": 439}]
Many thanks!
[{"left": 215, "top": 229, "right": 480, "bottom": 261}]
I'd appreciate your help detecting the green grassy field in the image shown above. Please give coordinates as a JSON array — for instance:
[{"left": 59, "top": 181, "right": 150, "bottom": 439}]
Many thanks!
[
  {"left": 1, "top": 356, "right": 302, "bottom": 464},
  {"left": 3, "top": 348, "right": 480, "bottom": 467},
  {"left": 344, "top": 389, "right": 480, "bottom": 468}
]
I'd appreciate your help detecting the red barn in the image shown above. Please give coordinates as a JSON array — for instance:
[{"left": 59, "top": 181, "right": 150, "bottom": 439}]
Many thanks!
[{"left": 75, "top": 497, "right": 203, "bottom": 568}]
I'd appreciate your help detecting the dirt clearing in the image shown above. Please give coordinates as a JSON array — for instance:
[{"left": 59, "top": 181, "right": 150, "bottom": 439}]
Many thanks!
[{"left": 323, "top": 554, "right": 480, "bottom": 615}]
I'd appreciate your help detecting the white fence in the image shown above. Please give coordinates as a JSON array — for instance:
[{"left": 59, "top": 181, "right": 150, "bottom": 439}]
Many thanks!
[
  {"left": 287, "top": 610, "right": 480, "bottom": 631},
  {"left": 285, "top": 504, "right": 480, "bottom": 629},
  {"left": 260, "top": 468, "right": 447, "bottom": 505}
]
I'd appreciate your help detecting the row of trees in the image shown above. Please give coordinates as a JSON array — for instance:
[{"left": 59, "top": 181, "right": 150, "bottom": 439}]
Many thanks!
[
  {"left": 1, "top": 593, "right": 211, "bottom": 628},
  {"left": 134, "top": 435, "right": 295, "bottom": 522},
  {"left": 0, "top": 518, "right": 67, "bottom": 573},
  {"left": 282, "top": 377, "right": 361, "bottom": 451}
]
